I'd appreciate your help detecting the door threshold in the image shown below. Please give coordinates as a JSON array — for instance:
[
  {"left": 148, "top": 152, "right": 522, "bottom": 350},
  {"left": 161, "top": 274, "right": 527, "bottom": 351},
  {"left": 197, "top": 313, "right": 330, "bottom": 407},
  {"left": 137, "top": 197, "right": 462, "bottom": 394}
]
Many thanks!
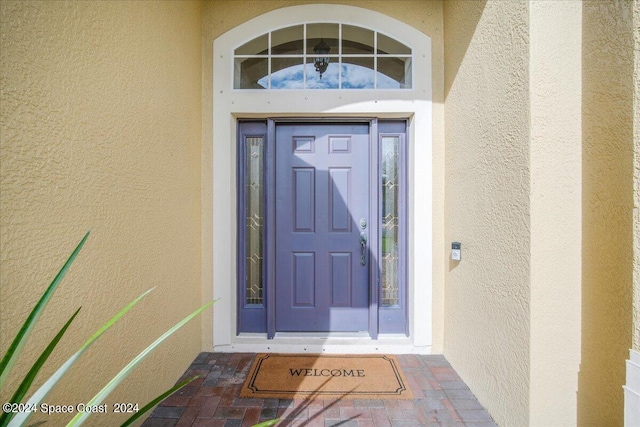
[
  {"left": 274, "top": 332, "right": 370, "bottom": 339},
  {"left": 216, "top": 334, "right": 430, "bottom": 355}
]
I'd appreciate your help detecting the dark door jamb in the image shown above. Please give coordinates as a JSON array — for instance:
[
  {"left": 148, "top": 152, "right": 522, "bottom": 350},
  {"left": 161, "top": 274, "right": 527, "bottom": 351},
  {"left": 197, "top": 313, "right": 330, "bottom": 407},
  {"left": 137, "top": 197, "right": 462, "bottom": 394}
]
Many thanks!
[{"left": 266, "top": 119, "right": 277, "bottom": 339}]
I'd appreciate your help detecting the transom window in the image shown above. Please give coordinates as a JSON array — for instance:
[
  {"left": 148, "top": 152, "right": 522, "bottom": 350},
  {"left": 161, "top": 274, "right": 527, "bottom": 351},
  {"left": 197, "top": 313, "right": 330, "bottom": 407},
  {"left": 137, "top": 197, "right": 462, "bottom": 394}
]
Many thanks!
[{"left": 233, "top": 23, "right": 412, "bottom": 90}]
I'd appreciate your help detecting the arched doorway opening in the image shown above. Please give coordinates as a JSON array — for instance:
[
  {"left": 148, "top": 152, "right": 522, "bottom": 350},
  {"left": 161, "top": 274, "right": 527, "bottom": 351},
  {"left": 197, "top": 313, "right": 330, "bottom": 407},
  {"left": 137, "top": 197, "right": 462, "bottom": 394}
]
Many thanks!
[{"left": 212, "top": 4, "right": 433, "bottom": 353}]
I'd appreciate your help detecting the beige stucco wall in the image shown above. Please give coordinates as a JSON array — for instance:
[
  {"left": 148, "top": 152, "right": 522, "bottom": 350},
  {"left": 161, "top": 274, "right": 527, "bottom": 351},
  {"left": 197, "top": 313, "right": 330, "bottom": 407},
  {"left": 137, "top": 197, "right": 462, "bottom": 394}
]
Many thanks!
[
  {"left": 0, "top": 1, "right": 203, "bottom": 425},
  {"left": 580, "top": 1, "right": 635, "bottom": 425},
  {"left": 200, "top": 0, "right": 446, "bottom": 353},
  {"left": 634, "top": 0, "right": 640, "bottom": 355},
  {"left": 443, "top": 1, "right": 530, "bottom": 425},
  {"left": 529, "top": 1, "right": 582, "bottom": 425},
  {"left": 3, "top": 1, "right": 637, "bottom": 426},
  {"left": 445, "top": 2, "right": 638, "bottom": 425}
]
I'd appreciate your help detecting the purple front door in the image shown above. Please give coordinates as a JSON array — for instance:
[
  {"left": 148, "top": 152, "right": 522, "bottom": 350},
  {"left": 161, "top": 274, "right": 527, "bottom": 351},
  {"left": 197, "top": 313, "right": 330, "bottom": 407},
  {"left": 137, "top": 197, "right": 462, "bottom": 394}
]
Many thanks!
[{"left": 275, "top": 123, "right": 370, "bottom": 332}]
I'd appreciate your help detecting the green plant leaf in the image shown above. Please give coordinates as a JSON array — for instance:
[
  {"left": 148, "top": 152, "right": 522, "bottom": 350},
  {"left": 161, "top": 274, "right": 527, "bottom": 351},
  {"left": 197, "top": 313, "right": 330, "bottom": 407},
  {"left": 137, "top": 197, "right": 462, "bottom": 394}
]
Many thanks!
[
  {"left": 0, "top": 308, "right": 81, "bottom": 427},
  {"left": 119, "top": 375, "right": 199, "bottom": 427},
  {"left": 251, "top": 420, "right": 280, "bottom": 427},
  {"left": 0, "top": 231, "right": 90, "bottom": 390},
  {"left": 66, "top": 300, "right": 215, "bottom": 427},
  {"left": 8, "top": 289, "right": 154, "bottom": 427}
]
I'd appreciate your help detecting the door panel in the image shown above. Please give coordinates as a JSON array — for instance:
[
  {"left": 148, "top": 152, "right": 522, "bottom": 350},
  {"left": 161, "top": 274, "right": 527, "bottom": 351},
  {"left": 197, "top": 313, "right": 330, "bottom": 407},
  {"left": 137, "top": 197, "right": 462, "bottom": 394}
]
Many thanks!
[
  {"left": 329, "top": 168, "right": 351, "bottom": 231},
  {"left": 293, "top": 168, "right": 315, "bottom": 231},
  {"left": 275, "top": 123, "right": 370, "bottom": 332},
  {"left": 330, "top": 252, "right": 352, "bottom": 306},
  {"left": 293, "top": 253, "right": 315, "bottom": 306}
]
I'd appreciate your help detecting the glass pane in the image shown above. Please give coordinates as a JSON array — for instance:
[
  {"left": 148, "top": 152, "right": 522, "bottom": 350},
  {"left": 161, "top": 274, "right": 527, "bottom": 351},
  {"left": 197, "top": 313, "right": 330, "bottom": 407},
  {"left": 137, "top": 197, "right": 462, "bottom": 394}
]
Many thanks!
[
  {"left": 377, "top": 33, "right": 411, "bottom": 55},
  {"left": 305, "top": 60, "right": 339, "bottom": 89},
  {"left": 381, "top": 136, "right": 400, "bottom": 306},
  {"left": 272, "top": 25, "right": 303, "bottom": 55},
  {"left": 234, "top": 57, "right": 268, "bottom": 89},
  {"left": 234, "top": 25, "right": 413, "bottom": 91},
  {"left": 245, "top": 137, "right": 264, "bottom": 305},
  {"left": 377, "top": 57, "right": 412, "bottom": 89},
  {"left": 342, "top": 25, "right": 374, "bottom": 54},
  {"left": 341, "top": 57, "right": 374, "bottom": 89},
  {"left": 235, "top": 33, "right": 268, "bottom": 55},
  {"left": 307, "top": 23, "right": 339, "bottom": 54},
  {"left": 271, "top": 57, "right": 304, "bottom": 89}
]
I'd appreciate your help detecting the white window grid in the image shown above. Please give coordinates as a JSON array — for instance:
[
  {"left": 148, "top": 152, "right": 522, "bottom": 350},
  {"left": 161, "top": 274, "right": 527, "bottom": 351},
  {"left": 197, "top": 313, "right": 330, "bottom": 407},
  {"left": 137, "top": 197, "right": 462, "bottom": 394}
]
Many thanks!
[{"left": 233, "top": 23, "right": 412, "bottom": 89}]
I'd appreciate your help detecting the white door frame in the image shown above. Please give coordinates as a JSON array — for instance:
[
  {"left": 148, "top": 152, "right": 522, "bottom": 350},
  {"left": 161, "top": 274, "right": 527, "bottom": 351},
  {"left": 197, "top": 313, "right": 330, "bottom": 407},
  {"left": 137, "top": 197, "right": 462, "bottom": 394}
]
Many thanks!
[{"left": 212, "top": 4, "right": 433, "bottom": 354}]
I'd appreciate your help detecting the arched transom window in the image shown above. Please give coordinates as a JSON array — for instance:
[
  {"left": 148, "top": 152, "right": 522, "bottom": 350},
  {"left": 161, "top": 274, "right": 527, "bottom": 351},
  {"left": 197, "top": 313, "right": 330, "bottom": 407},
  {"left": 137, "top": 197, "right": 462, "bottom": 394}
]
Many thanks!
[{"left": 234, "top": 23, "right": 412, "bottom": 90}]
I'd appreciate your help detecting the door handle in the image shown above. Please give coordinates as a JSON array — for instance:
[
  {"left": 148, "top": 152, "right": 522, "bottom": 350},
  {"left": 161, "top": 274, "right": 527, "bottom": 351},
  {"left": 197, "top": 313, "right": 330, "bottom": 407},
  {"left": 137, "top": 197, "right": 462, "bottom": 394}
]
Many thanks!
[{"left": 360, "top": 232, "right": 367, "bottom": 266}]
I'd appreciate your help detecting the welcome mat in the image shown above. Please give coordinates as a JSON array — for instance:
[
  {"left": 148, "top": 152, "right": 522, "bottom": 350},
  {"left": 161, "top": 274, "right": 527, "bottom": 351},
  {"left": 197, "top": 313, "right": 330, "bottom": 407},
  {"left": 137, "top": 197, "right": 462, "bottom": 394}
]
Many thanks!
[{"left": 240, "top": 354, "right": 413, "bottom": 399}]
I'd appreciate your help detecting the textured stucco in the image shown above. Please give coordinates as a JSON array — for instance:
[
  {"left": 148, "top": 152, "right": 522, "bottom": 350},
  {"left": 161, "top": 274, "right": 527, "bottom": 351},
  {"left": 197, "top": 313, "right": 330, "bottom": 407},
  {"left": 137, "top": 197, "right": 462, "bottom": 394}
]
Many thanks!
[
  {"left": 579, "top": 1, "right": 635, "bottom": 425},
  {"left": 443, "top": 1, "right": 531, "bottom": 426},
  {"left": 0, "top": 1, "right": 203, "bottom": 425},
  {"left": 200, "top": 0, "right": 446, "bottom": 353},
  {"left": 529, "top": 2, "right": 582, "bottom": 425},
  {"left": 445, "top": 2, "right": 637, "bottom": 425},
  {"left": 3, "top": 0, "right": 638, "bottom": 425},
  {"left": 634, "top": 0, "right": 640, "bottom": 355}
]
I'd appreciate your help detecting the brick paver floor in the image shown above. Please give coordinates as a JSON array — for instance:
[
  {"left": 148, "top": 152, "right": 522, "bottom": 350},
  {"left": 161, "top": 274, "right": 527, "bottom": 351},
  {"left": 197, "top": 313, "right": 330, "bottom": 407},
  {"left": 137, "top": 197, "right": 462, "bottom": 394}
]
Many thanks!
[{"left": 142, "top": 353, "right": 497, "bottom": 427}]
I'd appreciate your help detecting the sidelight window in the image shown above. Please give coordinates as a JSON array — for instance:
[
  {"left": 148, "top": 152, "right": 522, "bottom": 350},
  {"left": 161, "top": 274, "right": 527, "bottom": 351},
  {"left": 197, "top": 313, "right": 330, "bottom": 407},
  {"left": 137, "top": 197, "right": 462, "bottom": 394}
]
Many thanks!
[
  {"left": 377, "top": 122, "right": 407, "bottom": 334},
  {"left": 381, "top": 135, "right": 401, "bottom": 307},
  {"left": 244, "top": 136, "right": 265, "bottom": 305},
  {"left": 238, "top": 121, "right": 268, "bottom": 334}
]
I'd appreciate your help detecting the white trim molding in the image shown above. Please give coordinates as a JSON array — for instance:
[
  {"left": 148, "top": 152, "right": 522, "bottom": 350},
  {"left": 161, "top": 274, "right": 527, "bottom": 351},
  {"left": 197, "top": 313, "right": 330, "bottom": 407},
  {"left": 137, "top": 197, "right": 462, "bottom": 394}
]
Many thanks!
[
  {"left": 625, "top": 349, "right": 640, "bottom": 427},
  {"left": 212, "top": 4, "right": 433, "bottom": 353}
]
